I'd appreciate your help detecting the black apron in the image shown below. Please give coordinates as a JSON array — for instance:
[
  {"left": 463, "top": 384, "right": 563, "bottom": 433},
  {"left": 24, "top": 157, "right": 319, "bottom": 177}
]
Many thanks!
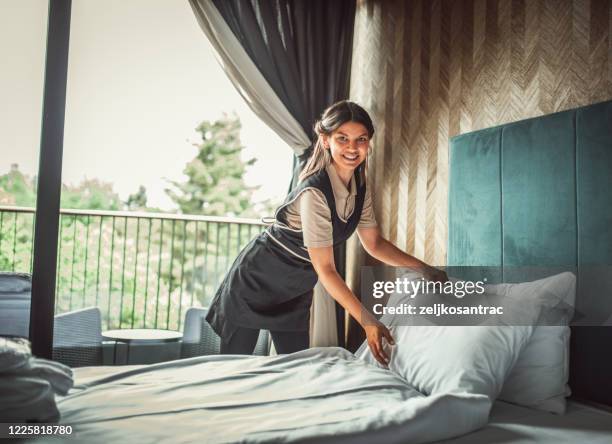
[{"left": 205, "top": 163, "right": 367, "bottom": 343}]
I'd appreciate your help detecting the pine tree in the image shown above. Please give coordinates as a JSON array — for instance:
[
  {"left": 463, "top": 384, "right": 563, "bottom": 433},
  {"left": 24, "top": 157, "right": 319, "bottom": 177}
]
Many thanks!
[{"left": 164, "top": 113, "right": 260, "bottom": 217}]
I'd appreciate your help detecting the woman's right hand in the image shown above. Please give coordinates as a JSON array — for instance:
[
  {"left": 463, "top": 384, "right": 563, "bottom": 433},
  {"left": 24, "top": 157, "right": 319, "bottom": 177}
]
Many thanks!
[{"left": 362, "top": 317, "right": 395, "bottom": 367}]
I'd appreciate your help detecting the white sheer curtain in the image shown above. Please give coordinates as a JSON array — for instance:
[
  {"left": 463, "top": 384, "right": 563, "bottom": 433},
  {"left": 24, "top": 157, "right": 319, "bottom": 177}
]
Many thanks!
[{"left": 188, "top": 0, "right": 310, "bottom": 156}]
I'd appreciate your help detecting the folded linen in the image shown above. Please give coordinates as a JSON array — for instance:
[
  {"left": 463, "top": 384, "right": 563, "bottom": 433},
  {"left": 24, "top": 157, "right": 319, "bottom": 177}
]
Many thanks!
[
  {"left": 15, "top": 357, "right": 74, "bottom": 396},
  {"left": 0, "top": 336, "right": 31, "bottom": 372},
  {"left": 0, "top": 376, "right": 60, "bottom": 422},
  {"left": 0, "top": 336, "right": 74, "bottom": 422}
]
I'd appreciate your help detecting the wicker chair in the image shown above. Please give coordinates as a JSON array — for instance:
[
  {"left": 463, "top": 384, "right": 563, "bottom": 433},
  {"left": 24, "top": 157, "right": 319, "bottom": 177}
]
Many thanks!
[
  {"left": 0, "top": 272, "right": 32, "bottom": 338},
  {"left": 52, "top": 307, "right": 103, "bottom": 367},
  {"left": 181, "top": 307, "right": 270, "bottom": 358}
]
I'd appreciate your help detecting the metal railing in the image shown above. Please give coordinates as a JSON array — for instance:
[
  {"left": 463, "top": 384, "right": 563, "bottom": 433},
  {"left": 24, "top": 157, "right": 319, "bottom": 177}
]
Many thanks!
[{"left": 0, "top": 205, "right": 266, "bottom": 331}]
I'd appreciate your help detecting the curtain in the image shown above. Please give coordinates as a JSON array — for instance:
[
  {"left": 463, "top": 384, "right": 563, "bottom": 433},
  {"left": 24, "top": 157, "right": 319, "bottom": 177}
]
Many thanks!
[
  {"left": 189, "top": 0, "right": 357, "bottom": 348},
  {"left": 188, "top": 0, "right": 311, "bottom": 156}
]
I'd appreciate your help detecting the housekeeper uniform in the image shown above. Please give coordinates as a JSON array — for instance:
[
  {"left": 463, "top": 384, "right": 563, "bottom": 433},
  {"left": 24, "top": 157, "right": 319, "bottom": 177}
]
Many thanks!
[{"left": 206, "top": 163, "right": 368, "bottom": 345}]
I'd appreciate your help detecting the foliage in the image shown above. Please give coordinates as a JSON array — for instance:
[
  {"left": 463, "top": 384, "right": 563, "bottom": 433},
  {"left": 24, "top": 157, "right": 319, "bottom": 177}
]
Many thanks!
[
  {"left": 0, "top": 114, "right": 281, "bottom": 332},
  {"left": 61, "top": 178, "right": 124, "bottom": 211},
  {"left": 126, "top": 185, "right": 148, "bottom": 210},
  {"left": 0, "top": 164, "right": 130, "bottom": 211},
  {"left": 165, "top": 113, "right": 261, "bottom": 218},
  {"left": 0, "top": 164, "right": 36, "bottom": 206}
]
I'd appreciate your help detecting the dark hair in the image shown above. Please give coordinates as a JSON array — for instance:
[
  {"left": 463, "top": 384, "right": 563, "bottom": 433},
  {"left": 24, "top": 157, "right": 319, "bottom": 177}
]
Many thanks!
[{"left": 299, "top": 100, "right": 375, "bottom": 183}]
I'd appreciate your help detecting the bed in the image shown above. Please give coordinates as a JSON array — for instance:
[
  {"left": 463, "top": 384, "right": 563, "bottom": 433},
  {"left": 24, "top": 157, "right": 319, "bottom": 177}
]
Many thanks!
[
  {"left": 445, "top": 399, "right": 612, "bottom": 443},
  {"left": 20, "top": 98, "right": 612, "bottom": 443},
  {"left": 27, "top": 352, "right": 612, "bottom": 444}
]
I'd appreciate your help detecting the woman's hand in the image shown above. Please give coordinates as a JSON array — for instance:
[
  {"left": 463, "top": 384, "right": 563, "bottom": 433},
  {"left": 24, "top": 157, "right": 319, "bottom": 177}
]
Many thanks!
[{"left": 362, "top": 315, "right": 395, "bottom": 367}]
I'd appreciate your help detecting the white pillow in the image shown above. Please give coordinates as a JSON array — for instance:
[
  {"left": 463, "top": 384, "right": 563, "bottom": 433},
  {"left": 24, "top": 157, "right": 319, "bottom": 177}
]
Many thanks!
[
  {"left": 491, "top": 272, "right": 576, "bottom": 414},
  {"left": 355, "top": 273, "right": 541, "bottom": 400},
  {"left": 357, "top": 324, "right": 535, "bottom": 400},
  {"left": 356, "top": 271, "right": 576, "bottom": 413}
]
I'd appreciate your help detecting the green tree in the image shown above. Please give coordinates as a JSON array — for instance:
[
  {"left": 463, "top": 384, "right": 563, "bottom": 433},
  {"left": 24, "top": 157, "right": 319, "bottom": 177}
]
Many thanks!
[
  {"left": 164, "top": 113, "right": 260, "bottom": 218},
  {"left": 126, "top": 185, "right": 148, "bottom": 210},
  {"left": 0, "top": 164, "right": 36, "bottom": 206},
  {"left": 0, "top": 165, "right": 124, "bottom": 211},
  {"left": 60, "top": 178, "right": 122, "bottom": 210},
  {"left": 0, "top": 165, "right": 124, "bottom": 280}
]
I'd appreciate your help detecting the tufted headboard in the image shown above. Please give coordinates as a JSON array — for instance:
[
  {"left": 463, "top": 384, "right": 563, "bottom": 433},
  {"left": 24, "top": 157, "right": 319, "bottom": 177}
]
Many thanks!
[{"left": 447, "top": 99, "right": 612, "bottom": 408}]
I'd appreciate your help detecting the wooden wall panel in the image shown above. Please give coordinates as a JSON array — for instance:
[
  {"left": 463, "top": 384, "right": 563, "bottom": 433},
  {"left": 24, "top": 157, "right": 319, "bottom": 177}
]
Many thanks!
[{"left": 347, "top": 0, "right": 612, "bottom": 278}]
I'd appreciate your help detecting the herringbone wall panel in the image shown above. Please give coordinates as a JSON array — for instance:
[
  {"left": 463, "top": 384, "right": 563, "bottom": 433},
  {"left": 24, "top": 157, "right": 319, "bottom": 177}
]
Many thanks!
[{"left": 345, "top": 0, "right": 611, "bottom": 346}]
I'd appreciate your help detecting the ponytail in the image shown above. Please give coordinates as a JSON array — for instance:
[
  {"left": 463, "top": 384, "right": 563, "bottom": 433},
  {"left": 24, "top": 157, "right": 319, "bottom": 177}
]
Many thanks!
[{"left": 298, "top": 121, "right": 332, "bottom": 182}]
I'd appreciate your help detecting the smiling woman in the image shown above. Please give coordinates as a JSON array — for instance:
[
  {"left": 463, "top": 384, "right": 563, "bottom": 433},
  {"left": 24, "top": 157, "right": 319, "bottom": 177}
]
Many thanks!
[
  {"left": 205, "top": 100, "right": 448, "bottom": 365},
  {"left": 325, "top": 123, "right": 370, "bottom": 166},
  {"left": 298, "top": 102, "right": 373, "bottom": 186}
]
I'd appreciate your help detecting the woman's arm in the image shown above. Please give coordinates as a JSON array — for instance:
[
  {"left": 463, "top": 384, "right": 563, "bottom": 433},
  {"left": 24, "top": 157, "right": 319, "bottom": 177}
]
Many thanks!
[
  {"left": 307, "top": 245, "right": 394, "bottom": 367},
  {"left": 357, "top": 225, "right": 448, "bottom": 281}
]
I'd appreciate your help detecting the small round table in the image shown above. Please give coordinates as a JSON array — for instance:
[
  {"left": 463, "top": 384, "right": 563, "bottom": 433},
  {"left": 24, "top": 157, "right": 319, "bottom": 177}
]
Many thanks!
[{"left": 102, "top": 328, "right": 183, "bottom": 365}]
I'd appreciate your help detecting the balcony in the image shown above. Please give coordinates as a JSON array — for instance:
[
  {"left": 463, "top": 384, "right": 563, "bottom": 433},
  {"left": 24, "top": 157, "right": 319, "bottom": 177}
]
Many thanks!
[{"left": 0, "top": 205, "right": 266, "bottom": 333}]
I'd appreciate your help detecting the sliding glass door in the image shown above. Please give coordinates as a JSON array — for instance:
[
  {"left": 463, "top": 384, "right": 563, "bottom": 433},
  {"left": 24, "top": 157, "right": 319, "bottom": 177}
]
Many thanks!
[{"left": 0, "top": 0, "right": 50, "bottom": 343}]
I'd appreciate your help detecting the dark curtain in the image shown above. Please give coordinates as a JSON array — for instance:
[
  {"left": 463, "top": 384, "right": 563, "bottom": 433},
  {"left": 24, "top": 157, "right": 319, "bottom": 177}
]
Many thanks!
[
  {"left": 211, "top": 0, "right": 357, "bottom": 347},
  {"left": 211, "top": 0, "right": 356, "bottom": 193}
]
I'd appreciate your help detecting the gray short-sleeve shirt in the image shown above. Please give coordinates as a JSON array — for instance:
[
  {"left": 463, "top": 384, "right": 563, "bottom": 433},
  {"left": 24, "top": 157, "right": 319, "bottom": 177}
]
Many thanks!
[{"left": 283, "top": 163, "right": 377, "bottom": 248}]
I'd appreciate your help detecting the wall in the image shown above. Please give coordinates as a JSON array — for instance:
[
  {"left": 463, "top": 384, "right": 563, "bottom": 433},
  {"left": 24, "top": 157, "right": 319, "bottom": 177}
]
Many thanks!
[{"left": 345, "top": 0, "right": 612, "bottom": 347}]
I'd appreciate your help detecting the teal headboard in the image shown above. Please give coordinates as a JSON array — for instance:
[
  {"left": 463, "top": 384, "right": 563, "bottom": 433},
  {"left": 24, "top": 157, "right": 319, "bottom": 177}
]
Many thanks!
[{"left": 447, "top": 99, "right": 612, "bottom": 407}]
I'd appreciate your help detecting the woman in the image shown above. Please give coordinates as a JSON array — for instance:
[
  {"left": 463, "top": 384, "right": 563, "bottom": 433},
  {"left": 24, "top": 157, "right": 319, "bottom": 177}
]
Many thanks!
[{"left": 206, "top": 100, "right": 448, "bottom": 366}]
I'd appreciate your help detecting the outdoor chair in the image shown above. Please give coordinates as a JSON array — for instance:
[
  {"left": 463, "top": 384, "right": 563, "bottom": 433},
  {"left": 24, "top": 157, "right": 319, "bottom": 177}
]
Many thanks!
[
  {"left": 181, "top": 306, "right": 270, "bottom": 358},
  {"left": 0, "top": 272, "right": 32, "bottom": 338},
  {"left": 52, "top": 306, "right": 104, "bottom": 367}
]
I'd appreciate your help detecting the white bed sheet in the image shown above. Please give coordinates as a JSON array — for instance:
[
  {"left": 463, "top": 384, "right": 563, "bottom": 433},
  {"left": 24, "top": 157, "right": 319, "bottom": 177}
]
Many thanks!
[
  {"left": 31, "top": 347, "right": 490, "bottom": 444},
  {"left": 30, "top": 348, "right": 612, "bottom": 444}
]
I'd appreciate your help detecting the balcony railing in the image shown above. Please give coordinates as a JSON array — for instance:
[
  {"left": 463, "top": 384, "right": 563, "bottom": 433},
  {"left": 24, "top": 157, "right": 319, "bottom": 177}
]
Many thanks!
[{"left": 0, "top": 205, "right": 266, "bottom": 331}]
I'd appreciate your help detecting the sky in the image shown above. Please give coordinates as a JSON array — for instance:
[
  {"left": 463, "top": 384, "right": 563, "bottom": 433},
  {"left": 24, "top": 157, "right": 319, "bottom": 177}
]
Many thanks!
[{"left": 0, "top": 0, "right": 293, "bottom": 211}]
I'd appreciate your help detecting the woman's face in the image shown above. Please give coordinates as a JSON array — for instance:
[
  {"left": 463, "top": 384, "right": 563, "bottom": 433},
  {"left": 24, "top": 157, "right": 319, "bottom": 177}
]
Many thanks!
[{"left": 323, "top": 121, "right": 370, "bottom": 174}]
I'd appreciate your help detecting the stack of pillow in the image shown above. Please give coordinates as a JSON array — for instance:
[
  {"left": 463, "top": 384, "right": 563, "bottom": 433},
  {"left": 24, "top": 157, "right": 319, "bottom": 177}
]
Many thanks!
[
  {"left": 0, "top": 337, "right": 74, "bottom": 422},
  {"left": 491, "top": 272, "right": 576, "bottom": 414},
  {"left": 356, "top": 271, "right": 576, "bottom": 415}
]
